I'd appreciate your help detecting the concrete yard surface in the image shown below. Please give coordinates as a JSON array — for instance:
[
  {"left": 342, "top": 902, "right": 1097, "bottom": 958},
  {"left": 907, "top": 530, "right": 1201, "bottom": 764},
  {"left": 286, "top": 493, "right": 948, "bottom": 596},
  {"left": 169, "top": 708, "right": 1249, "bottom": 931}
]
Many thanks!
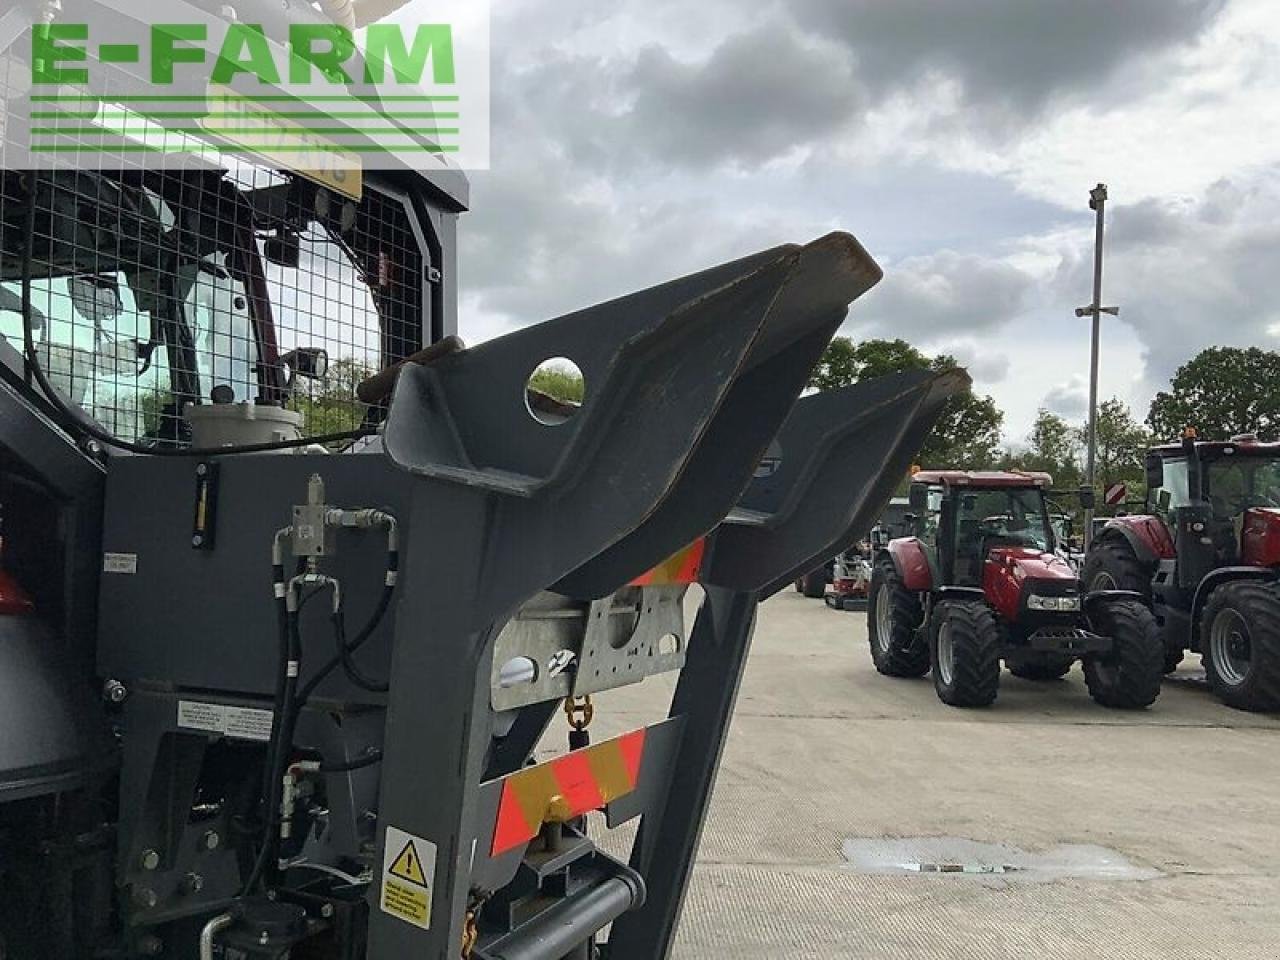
[{"left": 583, "top": 589, "right": 1280, "bottom": 959}]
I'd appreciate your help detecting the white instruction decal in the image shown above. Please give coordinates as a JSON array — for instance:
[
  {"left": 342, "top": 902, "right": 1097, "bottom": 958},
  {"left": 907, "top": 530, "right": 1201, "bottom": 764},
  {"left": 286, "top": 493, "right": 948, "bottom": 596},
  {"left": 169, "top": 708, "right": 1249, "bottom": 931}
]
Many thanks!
[
  {"left": 380, "top": 825, "right": 437, "bottom": 930},
  {"left": 177, "top": 701, "right": 273, "bottom": 742},
  {"left": 103, "top": 552, "right": 138, "bottom": 574}
]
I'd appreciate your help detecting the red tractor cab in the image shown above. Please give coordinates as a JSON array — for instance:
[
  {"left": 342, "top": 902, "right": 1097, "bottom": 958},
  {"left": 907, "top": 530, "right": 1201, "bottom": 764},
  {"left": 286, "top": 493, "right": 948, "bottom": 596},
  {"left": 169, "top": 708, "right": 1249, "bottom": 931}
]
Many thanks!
[
  {"left": 869, "top": 471, "right": 1163, "bottom": 708},
  {"left": 1083, "top": 432, "right": 1280, "bottom": 711}
]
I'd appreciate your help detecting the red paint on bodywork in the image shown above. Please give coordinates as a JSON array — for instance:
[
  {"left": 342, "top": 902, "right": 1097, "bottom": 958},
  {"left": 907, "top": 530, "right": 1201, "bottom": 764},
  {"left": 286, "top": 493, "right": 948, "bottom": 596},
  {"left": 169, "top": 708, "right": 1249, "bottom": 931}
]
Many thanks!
[
  {"left": 1105, "top": 515, "right": 1175, "bottom": 560},
  {"left": 0, "top": 569, "right": 33, "bottom": 616},
  {"left": 983, "top": 547, "right": 1075, "bottom": 622},
  {"left": 1241, "top": 508, "right": 1280, "bottom": 567},
  {"left": 887, "top": 538, "right": 933, "bottom": 591}
]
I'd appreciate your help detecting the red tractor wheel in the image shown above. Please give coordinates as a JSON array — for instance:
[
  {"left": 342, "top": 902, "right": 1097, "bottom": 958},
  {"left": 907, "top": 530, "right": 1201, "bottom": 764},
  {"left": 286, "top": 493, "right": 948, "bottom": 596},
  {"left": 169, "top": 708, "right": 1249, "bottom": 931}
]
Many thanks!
[
  {"left": 866, "top": 558, "right": 929, "bottom": 677},
  {"left": 1201, "top": 581, "right": 1280, "bottom": 712},
  {"left": 929, "top": 600, "right": 1000, "bottom": 707},
  {"left": 1083, "top": 599, "right": 1164, "bottom": 709}
]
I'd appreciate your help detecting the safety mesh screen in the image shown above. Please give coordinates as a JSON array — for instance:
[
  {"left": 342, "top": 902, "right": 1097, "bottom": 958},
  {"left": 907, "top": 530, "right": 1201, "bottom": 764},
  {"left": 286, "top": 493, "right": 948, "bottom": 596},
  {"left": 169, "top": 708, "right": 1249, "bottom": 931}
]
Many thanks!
[{"left": 0, "top": 42, "right": 423, "bottom": 446}]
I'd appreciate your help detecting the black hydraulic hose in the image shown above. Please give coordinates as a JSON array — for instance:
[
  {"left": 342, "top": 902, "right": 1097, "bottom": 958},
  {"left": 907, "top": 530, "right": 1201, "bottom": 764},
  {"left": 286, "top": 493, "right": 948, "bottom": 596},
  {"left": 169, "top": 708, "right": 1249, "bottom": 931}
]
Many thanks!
[
  {"left": 333, "top": 593, "right": 392, "bottom": 693},
  {"left": 243, "top": 527, "right": 397, "bottom": 893},
  {"left": 242, "top": 596, "right": 301, "bottom": 895},
  {"left": 297, "top": 548, "right": 398, "bottom": 703},
  {"left": 18, "top": 178, "right": 375, "bottom": 456},
  {"left": 319, "top": 749, "right": 383, "bottom": 773}
]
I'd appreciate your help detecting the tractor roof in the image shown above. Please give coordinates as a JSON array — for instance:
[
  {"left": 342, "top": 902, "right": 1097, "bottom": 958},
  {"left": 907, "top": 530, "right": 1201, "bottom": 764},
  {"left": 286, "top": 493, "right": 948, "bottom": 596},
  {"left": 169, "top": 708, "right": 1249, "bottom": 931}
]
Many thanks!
[
  {"left": 911, "top": 470, "right": 1052, "bottom": 489},
  {"left": 1151, "top": 435, "right": 1280, "bottom": 459}
]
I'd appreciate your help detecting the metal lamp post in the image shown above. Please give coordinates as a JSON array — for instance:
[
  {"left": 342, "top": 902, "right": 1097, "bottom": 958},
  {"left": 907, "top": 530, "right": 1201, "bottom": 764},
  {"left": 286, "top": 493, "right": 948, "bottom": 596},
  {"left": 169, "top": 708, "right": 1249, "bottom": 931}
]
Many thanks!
[{"left": 1075, "top": 183, "right": 1120, "bottom": 550}]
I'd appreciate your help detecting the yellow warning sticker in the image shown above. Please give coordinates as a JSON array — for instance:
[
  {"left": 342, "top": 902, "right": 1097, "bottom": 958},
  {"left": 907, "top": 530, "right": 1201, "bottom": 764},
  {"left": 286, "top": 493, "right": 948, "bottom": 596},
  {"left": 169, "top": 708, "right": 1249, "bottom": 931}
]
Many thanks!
[
  {"left": 380, "top": 825, "right": 436, "bottom": 930},
  {"left": 389, "top": 840, "right": 428, "bottom": 886}
]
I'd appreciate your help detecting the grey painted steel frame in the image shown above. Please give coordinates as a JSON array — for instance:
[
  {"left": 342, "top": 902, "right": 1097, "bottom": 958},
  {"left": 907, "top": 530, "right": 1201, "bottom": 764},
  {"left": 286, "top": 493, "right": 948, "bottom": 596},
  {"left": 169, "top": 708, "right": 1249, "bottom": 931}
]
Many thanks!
[
  {"left": 368, "top": 236, "right": 883, "bottom": 956},
  {"left": 609, "top": 370, "right": 965, "bottom": 959}
]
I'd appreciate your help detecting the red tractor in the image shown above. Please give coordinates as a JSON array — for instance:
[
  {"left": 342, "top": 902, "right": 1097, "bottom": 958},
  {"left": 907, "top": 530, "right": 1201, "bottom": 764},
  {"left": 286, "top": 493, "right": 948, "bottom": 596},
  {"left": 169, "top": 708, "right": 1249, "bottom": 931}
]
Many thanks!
[
  {"left": 869, "top": 471, "right": 1164, "bottom": 708},
  {"left": 1083, "top": 432, "right": 1280, "bottom": 711}
]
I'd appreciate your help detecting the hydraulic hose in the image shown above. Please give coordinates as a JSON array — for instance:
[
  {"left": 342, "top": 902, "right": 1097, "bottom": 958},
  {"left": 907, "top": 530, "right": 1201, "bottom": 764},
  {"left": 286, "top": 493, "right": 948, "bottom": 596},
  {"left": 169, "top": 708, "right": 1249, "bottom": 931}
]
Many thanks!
[
  {"left": 333, "top": 605, "right": 389, "bottom": 693},
  {"left": 241, "top": 603, "right": 301, "bottom": 895},
  {"left": 301, "top": 531, "right": 398, "bottom": 700}
]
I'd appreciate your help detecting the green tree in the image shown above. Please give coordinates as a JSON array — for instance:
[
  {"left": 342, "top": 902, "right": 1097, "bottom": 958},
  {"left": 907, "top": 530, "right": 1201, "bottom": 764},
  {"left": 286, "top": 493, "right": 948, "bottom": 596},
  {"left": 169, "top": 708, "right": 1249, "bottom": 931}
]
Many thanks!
[
  {"left": 1147, "top": 346, "right": 1280, "bottom": 442},
  {"left": 1081, "top": 397, "right": 1151, "bottom": 511},
  {"left": 290, "top": 357, "right": 374, "bottom": 434},
  {"left": 1000, "top": 408, "right": 1082, "bottom": 487},
  {"left": 808, "top": 337, "right": 1004, "bottom": 469}
]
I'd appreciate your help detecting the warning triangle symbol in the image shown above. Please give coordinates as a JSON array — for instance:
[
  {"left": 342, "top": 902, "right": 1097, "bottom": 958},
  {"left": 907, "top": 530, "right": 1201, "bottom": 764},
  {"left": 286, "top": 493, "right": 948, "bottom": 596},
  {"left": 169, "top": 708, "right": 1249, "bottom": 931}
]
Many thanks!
[{"left": 389, "top": 840, "right": 428, "bottom": 887}]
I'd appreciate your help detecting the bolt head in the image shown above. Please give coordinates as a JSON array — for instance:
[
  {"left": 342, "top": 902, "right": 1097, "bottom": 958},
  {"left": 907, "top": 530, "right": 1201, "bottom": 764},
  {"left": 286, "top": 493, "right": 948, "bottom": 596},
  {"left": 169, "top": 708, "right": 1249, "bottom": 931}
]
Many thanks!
[
  {"left": 133, "top": 886, "right": 158, "bottom": 909},
  {"left": 200, "top": 829, "right": 221, "bottom": 851},
  {"left": 102, "top": 680, "right": 128, "bottom": 704},
  {"left": 320, "top": 903, "right": 334, "bottom": 919},
  {"left": 139, "top": 849, "right": 160, "bottom": 871},
  {"left": 181, "top": 872, "right": 204, "bottom": 895}
]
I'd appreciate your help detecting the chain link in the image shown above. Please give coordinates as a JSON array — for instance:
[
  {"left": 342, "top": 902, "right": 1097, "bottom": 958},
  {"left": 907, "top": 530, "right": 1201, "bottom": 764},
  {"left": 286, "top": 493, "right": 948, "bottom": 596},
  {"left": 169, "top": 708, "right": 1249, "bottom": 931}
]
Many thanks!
[
  {"left": 564, "top": 694, "right": 594, "bottom": 731},
  {"left": 461, "top": 909, "right": 478, "bottom": 959}
]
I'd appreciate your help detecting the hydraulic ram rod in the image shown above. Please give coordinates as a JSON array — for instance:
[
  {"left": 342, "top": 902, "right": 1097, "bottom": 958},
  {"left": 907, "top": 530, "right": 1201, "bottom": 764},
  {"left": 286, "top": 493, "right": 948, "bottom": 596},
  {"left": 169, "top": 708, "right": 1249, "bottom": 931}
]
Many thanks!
[{"left": 486, "top": 871, "right": 646, "bottom": 960}]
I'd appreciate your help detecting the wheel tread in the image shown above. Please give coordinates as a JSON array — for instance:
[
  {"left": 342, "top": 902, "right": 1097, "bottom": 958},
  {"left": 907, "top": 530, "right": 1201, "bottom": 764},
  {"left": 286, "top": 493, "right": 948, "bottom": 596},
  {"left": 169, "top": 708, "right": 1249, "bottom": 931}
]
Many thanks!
[
  {"left": 866, "top": 558, "right": 929, "bottom": 677},
  {"left": 931, "top": 600, "right": 1001, "bottom": 707},
  {"left": 1084, "top": 599, "right": 1164, "bottom": 709},
  {"left": 1202, "top": 580, "right": 1280, "bottom": 712}
]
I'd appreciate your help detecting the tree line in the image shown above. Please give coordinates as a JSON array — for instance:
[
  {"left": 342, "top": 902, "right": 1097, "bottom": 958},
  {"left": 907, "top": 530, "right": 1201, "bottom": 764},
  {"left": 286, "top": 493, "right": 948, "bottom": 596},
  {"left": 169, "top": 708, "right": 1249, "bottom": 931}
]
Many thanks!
[
  {"left": 286, "top": 341, "right": 1274, "bottom": 508},
  {"left": 808, "top": 341, "right": 1280, "bottom": 509}
]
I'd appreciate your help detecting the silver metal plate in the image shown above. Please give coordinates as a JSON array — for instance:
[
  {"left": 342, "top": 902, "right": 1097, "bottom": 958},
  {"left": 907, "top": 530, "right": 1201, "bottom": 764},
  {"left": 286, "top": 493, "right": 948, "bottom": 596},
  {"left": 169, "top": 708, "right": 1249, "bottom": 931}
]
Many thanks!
[
  {"left": 573, "top": 585, "right": 687, "bottom": 696},
  {"left": 489, "top": 592, "right": 586, "bottom": 711}
]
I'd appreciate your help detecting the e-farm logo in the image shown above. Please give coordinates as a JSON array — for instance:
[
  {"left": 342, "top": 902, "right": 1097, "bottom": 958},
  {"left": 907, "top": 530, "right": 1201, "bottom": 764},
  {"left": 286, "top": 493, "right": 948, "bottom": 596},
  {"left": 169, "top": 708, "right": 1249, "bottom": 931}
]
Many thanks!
[
  {"left": 31, "top": 23, "right": 456, "bottom": 87},
  {"left": 16, "top": 6, "right": 489, "bottom": 176}
]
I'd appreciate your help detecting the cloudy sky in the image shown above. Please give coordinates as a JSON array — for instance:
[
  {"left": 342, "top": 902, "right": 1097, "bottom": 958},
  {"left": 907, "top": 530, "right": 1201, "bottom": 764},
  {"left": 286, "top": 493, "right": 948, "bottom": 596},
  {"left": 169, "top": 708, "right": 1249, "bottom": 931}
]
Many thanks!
[{"left": 445, "top": 0, "right": 1279, "bottom": 446}]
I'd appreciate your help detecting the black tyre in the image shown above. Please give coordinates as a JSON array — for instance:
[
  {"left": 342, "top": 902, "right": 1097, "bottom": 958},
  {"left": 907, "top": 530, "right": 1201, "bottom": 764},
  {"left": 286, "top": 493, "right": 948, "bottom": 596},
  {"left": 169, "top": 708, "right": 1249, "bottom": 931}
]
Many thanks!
[
  {"left": 930, "top": 600, "right": 1001, "bottom": 707},
  {"left": 866, "top": 558, "right": 929, "bottom": 677},
  {"left": 1081, "top": 539, "right": 1151, "bottom": 598},
  {"left": 1201, "top": 581, "right": 1280, "bottom": 712},
  {"left": 800, "top": 569, "right": 826, "bottom": 599},
  {"left": 1083, "top": 599, "right": 1164, "bottom": 708},
  {"left": 1082, "top": 537, "right": 1184, "bottom": 670},
  {"left": 1007, "top": 655, "right": 1074, "bottom": 681}
]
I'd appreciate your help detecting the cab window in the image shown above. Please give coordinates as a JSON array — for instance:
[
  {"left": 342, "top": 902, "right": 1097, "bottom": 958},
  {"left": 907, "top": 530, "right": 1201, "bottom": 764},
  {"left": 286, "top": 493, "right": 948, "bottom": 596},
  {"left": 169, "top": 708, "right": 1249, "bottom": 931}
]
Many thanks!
[
  {"left": 1151, "top": 458, "right": 1191, "bottom": 522},
  {"left": 916, "top": 486, "right": 944, "bottom": 546},
  {"left": 0, "top": 272, "right": 174, "bottom": 444}
]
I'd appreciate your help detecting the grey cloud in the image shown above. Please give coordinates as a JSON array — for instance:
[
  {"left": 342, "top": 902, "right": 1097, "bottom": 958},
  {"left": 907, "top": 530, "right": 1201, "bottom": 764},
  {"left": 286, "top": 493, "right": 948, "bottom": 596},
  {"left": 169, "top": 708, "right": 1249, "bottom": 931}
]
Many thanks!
[
  {"left": 942, "top": 342, "right": 1013, "bottom": 384},
  {"left": 1049, "top": 174, "right": 1280, "bottom": 395},
  {"left": 1043, "top": 376, "right": 1089, "bottom": 418},
  {"left": 620, "top": 25, "right": 862, "bottom": 168},
  {"left": 460, "top": 138, "right": 830, "bottom": 327},
  {"left": 486, "top": 22, "right": 863, "bottom": 174},
  {"left": 790, "top": 0, "right": 1224, "bottom": 117},
  {"left": 852, "top": 250, "right": 1035, "bottom": 341}
]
